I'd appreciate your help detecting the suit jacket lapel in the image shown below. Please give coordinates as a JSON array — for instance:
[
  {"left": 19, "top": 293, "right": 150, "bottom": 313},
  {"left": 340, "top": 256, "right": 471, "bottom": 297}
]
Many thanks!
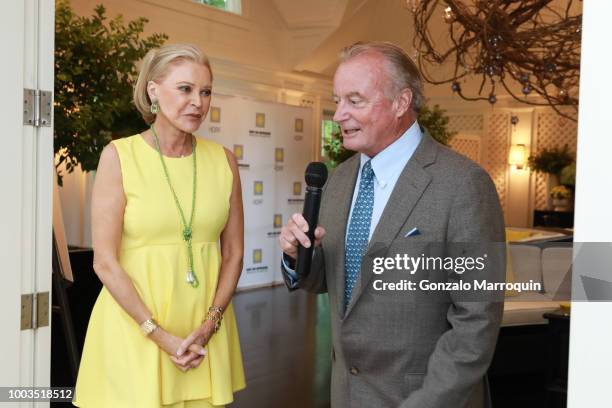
[
  {"left": 344, "top": 131, "right": 438, "bottom": 319},
  {"left": 327, "top": 154, "right": 360, "bottom": 320}
]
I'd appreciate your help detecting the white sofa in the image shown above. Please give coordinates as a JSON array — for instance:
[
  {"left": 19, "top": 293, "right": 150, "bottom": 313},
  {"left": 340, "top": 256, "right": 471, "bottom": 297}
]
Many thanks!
[{"left": 502, "top": 244, "right": 572, "bottom": 327}]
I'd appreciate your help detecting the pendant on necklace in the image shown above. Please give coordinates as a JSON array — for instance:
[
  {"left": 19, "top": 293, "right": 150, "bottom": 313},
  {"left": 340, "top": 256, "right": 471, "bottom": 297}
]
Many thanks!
[
  {"left": 183, "top": 227, "right": 192, "bottom": 242},
  {"left": 186, "top": 269, "right": 196, "bottom": 285}
]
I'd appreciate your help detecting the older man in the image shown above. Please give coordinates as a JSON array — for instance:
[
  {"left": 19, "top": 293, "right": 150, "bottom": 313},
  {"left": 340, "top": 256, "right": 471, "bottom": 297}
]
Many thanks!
[{"left": 279, "top": 41, "right": 505, "bottom": 408}]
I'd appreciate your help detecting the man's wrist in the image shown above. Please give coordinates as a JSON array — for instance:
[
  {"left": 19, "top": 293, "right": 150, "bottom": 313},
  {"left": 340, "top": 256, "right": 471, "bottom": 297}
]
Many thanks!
[{"left": 283, "top": 253, "right": 296, "bottom": 270}]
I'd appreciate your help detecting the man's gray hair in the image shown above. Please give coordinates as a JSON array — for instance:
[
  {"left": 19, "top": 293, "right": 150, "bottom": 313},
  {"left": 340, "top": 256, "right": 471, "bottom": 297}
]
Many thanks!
[{"left": 339, "top": 41, "right": 425, "bottom": 113}]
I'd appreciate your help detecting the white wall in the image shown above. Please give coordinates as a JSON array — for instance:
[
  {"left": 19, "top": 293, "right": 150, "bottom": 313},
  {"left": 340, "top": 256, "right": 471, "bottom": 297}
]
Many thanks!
[{"left": 567, "top": 2, "right": 612, "bottom": 407}]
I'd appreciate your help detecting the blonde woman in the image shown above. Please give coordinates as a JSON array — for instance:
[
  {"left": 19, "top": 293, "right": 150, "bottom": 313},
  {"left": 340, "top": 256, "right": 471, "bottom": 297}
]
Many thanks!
[{"left": 74, "top": 44, "right": 245, "bottom": 408}]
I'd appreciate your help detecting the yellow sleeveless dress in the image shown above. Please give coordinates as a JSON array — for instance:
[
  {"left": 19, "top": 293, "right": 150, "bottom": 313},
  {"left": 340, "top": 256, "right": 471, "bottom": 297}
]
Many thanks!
[{"left": 73, "top": 134, "right": 245, "bottom": 408}]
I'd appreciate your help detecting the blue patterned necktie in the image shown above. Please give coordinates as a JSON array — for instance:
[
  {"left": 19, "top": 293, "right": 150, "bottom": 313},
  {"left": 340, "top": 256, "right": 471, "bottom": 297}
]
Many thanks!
[{"left": 344, "top": 160, "right": 375, "bottom": 309}]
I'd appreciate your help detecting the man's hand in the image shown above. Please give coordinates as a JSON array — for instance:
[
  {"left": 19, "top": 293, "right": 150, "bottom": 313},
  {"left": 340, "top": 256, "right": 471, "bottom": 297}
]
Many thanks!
[{"left": 279, "top": 213, "right": 326, "bottom": 260}]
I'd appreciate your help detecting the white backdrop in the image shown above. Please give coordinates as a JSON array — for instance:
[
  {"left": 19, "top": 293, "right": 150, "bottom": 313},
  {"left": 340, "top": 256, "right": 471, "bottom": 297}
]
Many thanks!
[{"left": 199, "top": 93, "right": 314, "bottom": 289}]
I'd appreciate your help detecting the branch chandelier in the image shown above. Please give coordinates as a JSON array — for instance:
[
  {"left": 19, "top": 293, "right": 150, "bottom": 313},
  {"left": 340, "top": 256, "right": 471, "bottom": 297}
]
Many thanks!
[{"left": 410, "top": 0, "right": 582, "bottom": 121}]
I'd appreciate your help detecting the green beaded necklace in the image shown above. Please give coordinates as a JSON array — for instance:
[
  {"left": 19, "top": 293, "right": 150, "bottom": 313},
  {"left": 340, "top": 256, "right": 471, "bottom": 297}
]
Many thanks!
[{"left": 151, "top": 125, "right": 199, "bottom": 288}]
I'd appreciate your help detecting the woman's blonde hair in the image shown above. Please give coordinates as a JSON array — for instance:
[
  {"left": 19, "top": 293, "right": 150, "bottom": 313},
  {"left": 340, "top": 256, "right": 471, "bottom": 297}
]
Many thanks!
[{"left": 133, "top": 43, "right": 212, "bottom": 124}]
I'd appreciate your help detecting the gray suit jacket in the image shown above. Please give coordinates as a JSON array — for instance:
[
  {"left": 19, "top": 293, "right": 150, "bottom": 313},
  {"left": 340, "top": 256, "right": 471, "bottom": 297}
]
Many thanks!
[{"left": 283, "top": 132, "right": 505, "bottom": 408}]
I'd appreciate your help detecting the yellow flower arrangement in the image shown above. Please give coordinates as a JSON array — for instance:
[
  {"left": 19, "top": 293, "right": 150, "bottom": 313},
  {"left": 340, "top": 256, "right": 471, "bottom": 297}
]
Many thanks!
[{"left": 550, "top": 185, "right": 572, "bottom": 199}]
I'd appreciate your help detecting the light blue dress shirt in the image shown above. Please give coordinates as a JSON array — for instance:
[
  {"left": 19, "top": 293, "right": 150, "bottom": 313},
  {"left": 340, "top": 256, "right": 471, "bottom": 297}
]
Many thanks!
[
  {"left": 347, "top": 120, "right": 423, "bottom": 240},
  {"left": 284, "top": 121, "right": 423, "bottom": 283}
]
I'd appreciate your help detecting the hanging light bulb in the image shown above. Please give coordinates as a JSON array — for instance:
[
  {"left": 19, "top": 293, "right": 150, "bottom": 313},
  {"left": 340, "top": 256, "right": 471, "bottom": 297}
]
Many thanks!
[
  {"left": 522, "top": 84, "right": 532, "bottom": 95},
  {"left": 443, "top": 6, "right": 455, "bottom": 23}
]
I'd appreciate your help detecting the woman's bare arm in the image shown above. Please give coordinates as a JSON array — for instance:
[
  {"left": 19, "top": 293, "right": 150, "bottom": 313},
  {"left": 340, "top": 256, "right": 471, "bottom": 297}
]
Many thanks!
[
  {"left": 212, "top": 148, "right": 244, "bottom": 310},
  {"left": 91, "top": 144, "right": 151, "bottom": 324}
]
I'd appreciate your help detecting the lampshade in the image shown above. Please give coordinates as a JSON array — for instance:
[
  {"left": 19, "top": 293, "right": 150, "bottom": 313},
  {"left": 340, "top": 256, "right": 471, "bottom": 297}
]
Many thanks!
[{"left": 508, "top": 144, "right": 527, "bottom": 169}]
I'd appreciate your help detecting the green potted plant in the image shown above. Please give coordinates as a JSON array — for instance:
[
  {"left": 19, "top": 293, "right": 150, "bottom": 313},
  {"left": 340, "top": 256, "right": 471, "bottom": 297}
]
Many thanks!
[
  {"left": 322, "top": 129, "right": 356, "bottom": 169},
  {"left": 528, "top": 144, "right": 575, "bottom": 210},
  {"left": 54, "top": 0, "right": 167, "bottom": 182},
  {"left": 527, "top": 144, "right": 574, "bottom": 176},
  {"left": 417, "top": 104, "right": 457, "bottom": 146},
  {"left": 560, "top": 162, "right": 576, "bottom": 187}
]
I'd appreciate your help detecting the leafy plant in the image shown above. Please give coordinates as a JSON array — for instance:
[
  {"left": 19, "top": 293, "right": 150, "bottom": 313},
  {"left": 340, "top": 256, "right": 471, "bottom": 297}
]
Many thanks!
[
  {"left": 527, "top": 145, "right": 574, "bottom": 175},
  {"left": 54, "top": 0, "right": 167, "bottom": 180},
  {"left": 323, "top": 130, "right": 356, "bottom": 169},
  {"left": 560, "top": 163, "right": 576, "bottom": 186},
  {"left": 322, "top": 104, "right": 456, "bottom": 169},
  {"left": 417, "top": 104, "right": 457, "bottom": 146}
]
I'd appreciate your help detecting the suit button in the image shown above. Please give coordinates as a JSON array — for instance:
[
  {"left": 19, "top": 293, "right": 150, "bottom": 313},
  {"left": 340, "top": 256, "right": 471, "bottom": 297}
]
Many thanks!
[{"left": 350, "top": 367, "right": 359, "bottom": 375}]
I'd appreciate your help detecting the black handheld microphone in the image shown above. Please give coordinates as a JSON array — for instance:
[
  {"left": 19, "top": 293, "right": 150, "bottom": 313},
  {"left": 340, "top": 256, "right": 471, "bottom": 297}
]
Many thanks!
[{"left": 296, "top": 162, "right": 328, "bottom": 278}]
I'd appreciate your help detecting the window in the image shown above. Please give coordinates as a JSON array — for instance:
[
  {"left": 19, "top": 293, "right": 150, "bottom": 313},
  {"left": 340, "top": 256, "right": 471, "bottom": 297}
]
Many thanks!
[{"left": 193, "top": 0, "right": 242, "bottom": 15}]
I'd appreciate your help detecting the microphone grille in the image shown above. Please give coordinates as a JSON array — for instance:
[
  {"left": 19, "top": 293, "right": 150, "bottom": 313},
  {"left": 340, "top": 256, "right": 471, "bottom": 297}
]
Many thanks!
[{"left": 305, "top": 162, "right": 328, "bottom": 188}]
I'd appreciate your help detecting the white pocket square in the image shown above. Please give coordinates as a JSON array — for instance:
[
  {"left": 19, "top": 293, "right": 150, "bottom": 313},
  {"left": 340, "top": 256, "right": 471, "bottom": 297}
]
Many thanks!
[{"left": 405, "top": 227, "right": 421, "bottom": 237}]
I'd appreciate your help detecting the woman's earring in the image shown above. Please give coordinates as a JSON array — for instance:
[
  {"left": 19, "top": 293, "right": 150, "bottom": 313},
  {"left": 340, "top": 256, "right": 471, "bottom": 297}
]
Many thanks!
[{"left": 150, "top": 99, "right": 159, "bottom": 114}]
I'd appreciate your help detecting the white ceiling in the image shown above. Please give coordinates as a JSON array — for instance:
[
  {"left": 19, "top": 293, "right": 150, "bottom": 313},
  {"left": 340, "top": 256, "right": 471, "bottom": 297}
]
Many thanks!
[{"left": 268, "top": 0, "right": 414, "bottom": 76}]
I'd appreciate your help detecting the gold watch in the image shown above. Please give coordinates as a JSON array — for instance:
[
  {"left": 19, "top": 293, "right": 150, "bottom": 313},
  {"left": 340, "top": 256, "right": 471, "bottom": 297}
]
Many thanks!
[{"left": 140, "top": 318, "right": 158, "bottom": 336}]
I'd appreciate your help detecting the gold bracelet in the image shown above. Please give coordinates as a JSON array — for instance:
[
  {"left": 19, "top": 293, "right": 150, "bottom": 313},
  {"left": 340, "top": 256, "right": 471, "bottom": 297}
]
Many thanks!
[
  {"left": 209, "top": 305, "right": 223, "bottom": 316},
  {"left": 204, "top": 306, "right": 224, "bottom": 332},
  {"left": 140, "top": 318, "right": 158, "bottom": 336}
]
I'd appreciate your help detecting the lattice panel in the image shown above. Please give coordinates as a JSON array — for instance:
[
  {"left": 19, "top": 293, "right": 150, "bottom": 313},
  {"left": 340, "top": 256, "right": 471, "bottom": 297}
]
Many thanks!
[
  {"left": 484, "top": 113, "right": 509, "bottom": 212},
  {"left": 533, "top": 112, "right": 578, "bottom": 210},
  {"left": 450, "top": 137, "right": 481, "bottom": 163},
  {"left": 448, "top": 114, "right": 484, "bottom": 133}
]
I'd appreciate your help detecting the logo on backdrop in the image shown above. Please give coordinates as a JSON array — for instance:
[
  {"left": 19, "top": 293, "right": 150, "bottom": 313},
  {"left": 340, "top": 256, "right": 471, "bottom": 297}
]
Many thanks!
[
  {"left": 274, "top": 147, "right": 284, "bottom": 171},
  {"left": 250, "top": 113, "right": 271, "bottom": 137},
  {"left": 207, "top": 107, "right": 221, "bottom": 133},
  {"left": 256, "top": 113, "right": 266, "bottom": 128},
  {"left": 246, "top": 248, "right": 268, "bottom": 274},
  {"left": 210, "top": 107, "right": 221, "bottom": 123},
  {"left": 288, "top": 181, "right": 304, "bottom": 205},
  {"left": 274, "top": 214, "right": 282, "bottom": 228},
  {"left": 234, "top": 144, "right": 243, "bottom": 160},
  {"left": 294, "top": 117, "right": 304, "bottom": 141},
  {"left": 275, "top": 148, "right": 284, "bottom": 163},
  {"left": 253, "top": 249, "right": 262, "bottom": 263},
  {"left": 234, "top": 144, "right": 249, "bottom": 169},
  {"left": 293, "top": 182, "right": 302, "bottom": 196},
  {"left": 267, "top": 214, "right": 283, "bottom": 237},
  {"left": 253, "top": 181, "right": 263, "bottom": 205},
  {"left": 254, "top": 181, "right": 263, "bottom": 195}
]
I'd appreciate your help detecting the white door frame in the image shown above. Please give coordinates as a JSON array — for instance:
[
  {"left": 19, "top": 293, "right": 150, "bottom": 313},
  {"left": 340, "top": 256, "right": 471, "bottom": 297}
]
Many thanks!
[
  {"left": 0, "top": 1, "right": 54, "bottom": 405},
  {"left": 567, "top": 2, "right": 612, "bottom": 407}
]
